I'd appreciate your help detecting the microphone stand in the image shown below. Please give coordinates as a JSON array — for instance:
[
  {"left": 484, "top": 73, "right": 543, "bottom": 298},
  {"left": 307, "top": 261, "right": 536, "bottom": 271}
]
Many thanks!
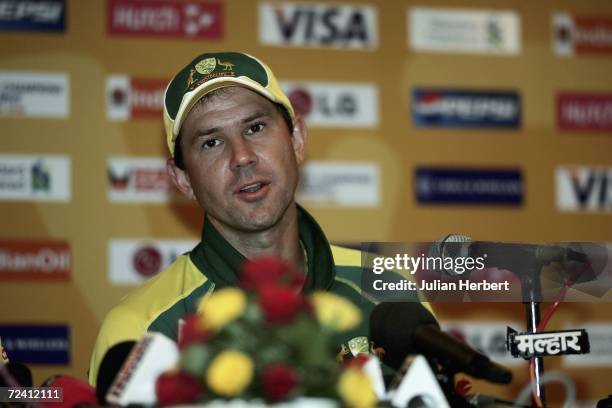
[
  {"left": 474, "top": 243, "right": 548, "bottom": 406},
  {"left": 520, "top": 263, "right": 547, "bottom": 407}
]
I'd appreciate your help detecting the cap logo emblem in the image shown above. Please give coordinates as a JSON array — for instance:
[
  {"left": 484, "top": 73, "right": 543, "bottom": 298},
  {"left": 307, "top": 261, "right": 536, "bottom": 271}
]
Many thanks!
[
  {"left": 348, "top": 336, "right": 370, "bottom": 356},
  {"left": 186, "top": 68, "right": 196, "bottom": 86},
  {"left": 195, "top": 57, "right": 217, "bottom": 75},
  {"left": 216, "top": 58, "right": 235, "bottom": 71}
]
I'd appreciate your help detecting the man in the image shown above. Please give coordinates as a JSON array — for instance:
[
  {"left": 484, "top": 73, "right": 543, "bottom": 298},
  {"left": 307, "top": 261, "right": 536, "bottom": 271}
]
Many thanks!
[{"left": 88, "top": 52, "right": 375, "bottom": 386}]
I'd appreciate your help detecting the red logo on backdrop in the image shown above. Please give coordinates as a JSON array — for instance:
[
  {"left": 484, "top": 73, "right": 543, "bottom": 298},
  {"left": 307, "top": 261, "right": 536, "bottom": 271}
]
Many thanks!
[
  {"left": 133, "top": 245, "right": 163, "bottom": 277},
  {"left": 130, "top": 78, "right": 168, "bottom": 118},
  {"left": 0, "top": 241, "right": 70, "bottom": 281},
  {"left": 108, "top": 0, "right": 223, "bottom": 39},
  {"left": 108, "top": 169, "right": 130, "bottom": 190},
  {"left": 557, "top": 93, "right": 612, "bottom": 131},
  {"left": 108, "top": 167, "right": 172, "bottom": 192},
  {"left": 107, "top": 77, "right": 168, "bottom": 119},
  {"left": 572, "top": 17, "right": 612, "bottom": 55},
  {"left": 133, "top": 168, "right": 170, "bottom": 191},
  {"left": 288, "top": 88, "right": 313, "bottom": 117}
]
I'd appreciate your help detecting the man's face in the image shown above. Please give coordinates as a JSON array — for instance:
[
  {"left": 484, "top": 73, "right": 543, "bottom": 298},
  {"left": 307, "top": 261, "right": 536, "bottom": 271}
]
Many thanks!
[{"left": 168, "top": 86, "right": 306, "bottom": 234}]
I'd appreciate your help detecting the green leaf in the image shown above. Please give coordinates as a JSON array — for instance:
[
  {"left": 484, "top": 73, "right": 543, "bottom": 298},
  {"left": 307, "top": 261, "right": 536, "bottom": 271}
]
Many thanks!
[{"left": 180, "top": 343, "right": 211, "bottom": 377}]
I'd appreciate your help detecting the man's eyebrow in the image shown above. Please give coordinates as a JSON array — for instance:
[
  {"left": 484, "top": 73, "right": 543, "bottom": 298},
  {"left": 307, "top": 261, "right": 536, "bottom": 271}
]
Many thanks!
[
  {"left": 195, "top": 126, "right": 220, "bottom": 138},
  {"left": 194, "top": 111, "right": 270, "bottom": 138},
  {"left": 241, "top": 111, "right": 269, "bottom": 124}
]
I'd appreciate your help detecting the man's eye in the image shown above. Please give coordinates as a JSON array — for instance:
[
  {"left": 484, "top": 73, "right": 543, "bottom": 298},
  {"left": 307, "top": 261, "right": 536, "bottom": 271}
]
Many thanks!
[
  {"left": 202, "top": 139, "right": 222, "bottom": 149},
  {"left": 246, "top": 123, "right": 265, "bottom": 134}
]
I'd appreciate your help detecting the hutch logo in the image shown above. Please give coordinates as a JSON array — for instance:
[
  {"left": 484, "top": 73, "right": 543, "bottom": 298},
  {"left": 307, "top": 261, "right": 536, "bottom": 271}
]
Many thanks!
[
  {"left": 108, "top": 0, "right": 222, "bottom": 39},
  {"left": 557, "top": 93, "right": 612, "bottom": 131}
]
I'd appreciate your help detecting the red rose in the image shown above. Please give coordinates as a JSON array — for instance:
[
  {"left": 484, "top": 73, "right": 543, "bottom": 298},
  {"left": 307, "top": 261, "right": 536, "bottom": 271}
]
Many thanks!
[
  {"left": 178, "top": 313, "right": 209, "bottom": 349},
  {"left": 262, "top": 363, "right": 299, "bottom": 402},
  {"left": 258, "top": 284, "right": 304, "bottom": 324},
  {"left": 240, "top": 257, "right": 305, "bottom": 291},
  {"left": 345, "top": 353, "right": 370, "bottom": 368},
  {"left": 156, "top": 371, "right": 202, "bottom": 406}
]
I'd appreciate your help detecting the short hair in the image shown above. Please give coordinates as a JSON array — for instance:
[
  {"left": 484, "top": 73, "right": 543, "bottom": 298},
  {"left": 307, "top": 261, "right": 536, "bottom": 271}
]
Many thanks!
[{"left": 173, "top": 91, "right": 294, "bottom": 170}]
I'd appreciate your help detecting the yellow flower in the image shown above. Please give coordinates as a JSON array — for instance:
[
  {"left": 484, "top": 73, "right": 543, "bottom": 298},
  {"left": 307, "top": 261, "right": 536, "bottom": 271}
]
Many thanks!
[
  {"left": 198, "top": 287, "right": 246, "bottom": 330},
  {"left": 206, "top": 350, "right": 254, "bottom": 397},
  {"left": 311, "top": 292, "right": 361, "bottom": 332},
  {"left": 338, "top": 368, "right": 377, "bottom": 408}
]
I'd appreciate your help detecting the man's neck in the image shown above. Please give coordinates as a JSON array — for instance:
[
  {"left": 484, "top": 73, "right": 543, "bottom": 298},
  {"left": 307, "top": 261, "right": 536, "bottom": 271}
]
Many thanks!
[{"left": 207, "top": 204, "right": 306, "bottom": 274}]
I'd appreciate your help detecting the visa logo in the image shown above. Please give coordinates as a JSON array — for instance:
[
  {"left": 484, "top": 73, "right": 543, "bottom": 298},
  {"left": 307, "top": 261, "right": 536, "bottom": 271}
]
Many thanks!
[
  {"left": 557, "top": 167, "right": 612, "bottom": 212},
  {"left": 259, "top": 2, "right": 377, "bottom": 49}
]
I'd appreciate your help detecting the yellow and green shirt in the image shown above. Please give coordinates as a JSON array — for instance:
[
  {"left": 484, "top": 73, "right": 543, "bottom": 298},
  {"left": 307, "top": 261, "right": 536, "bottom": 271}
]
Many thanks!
[{"left": 88, "top": 206, "right": 380, "bottom": 386}]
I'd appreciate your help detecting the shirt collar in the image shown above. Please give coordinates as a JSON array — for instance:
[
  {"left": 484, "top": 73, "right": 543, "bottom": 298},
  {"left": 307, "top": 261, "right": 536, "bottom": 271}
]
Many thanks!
[{"left": 189, "top": 204, "right": 335, "bottom": 292}]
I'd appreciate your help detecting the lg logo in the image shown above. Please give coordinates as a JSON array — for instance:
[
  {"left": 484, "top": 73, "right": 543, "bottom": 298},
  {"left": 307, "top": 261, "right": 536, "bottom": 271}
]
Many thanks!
[
  {"left": 288, "top": 88, "right": 357, "bottom": 118},
  {"left": 283, "top": 81, "right": 378, "bottom": 128}
]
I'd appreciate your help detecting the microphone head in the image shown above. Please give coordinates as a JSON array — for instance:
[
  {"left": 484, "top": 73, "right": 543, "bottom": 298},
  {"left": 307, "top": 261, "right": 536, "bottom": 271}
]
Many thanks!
[
  {"left": 429, "top": 234, "right": 473, "bottom": 276},
  {"left": 105, "top": 332, "right": 180, "bottom": 406},
  {"left": 369, "top": 302, "right": 439, "bottom": 370},
  {"left": 0, "top": 362, "right": 33, "bottom": 387},
  {"left": 43, "top": 375, "right": 97, "bottom": 408},
  {"left": 439, "top": 234, "right": 472, "bottom": 244},
  {"left": 95, "top": 341, "right": 136, "bottom": 404}
]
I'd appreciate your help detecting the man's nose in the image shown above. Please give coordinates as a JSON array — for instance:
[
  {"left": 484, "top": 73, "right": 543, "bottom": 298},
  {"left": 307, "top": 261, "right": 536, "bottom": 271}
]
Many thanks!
[{"left": 230, "top": 138, "right": 257, "bottom": 170}]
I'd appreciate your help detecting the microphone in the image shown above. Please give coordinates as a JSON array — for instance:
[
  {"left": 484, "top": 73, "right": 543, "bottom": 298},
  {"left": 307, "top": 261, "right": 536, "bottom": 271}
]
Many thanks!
[
  {"left": 40, "top": 375, "right": 98, "bottom": 408},
  {"left": 370, "top": 302, "right": 512, "bottom": 384},
  {"left": 431, "top": 234, "right": 607, "bottom": 278},
  {"left": 0, "top": 362, "right": 33, "bottom": 387},
  {"left": 95, "top": 341, "right": 136, "bottom": 404},
  {"left": 105, "top": 332, "right": 179, "bottom": 406}
]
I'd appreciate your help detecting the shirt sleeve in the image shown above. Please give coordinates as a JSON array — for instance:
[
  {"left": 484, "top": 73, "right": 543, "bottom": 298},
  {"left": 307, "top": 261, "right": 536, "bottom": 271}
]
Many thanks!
[{"left": 87, "top": 305, "right": 146, "bottom": 386}]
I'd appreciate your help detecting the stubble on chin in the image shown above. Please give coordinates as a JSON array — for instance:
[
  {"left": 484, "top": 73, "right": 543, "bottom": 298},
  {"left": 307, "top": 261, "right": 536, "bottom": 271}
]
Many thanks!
[{"left": 231, "top": 203, "right": 289, "bottom": 232}]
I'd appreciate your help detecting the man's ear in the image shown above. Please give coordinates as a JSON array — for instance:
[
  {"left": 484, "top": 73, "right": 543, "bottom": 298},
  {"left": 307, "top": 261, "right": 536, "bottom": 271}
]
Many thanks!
[
  {"left": 166, "top": 158, "right": 196, "bottom": 200},
  {"left": 291, "top": 114, "right": 307, "bottom": 165}
]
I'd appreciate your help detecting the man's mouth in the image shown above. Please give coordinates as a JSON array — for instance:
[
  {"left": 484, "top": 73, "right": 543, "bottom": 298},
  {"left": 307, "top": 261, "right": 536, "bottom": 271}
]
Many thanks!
[
  {"left": 237, "top": 181, "right": 270, "bottom": 195},
  {"left": 240, "top": 182, "right": 264, "bottom": 193}
]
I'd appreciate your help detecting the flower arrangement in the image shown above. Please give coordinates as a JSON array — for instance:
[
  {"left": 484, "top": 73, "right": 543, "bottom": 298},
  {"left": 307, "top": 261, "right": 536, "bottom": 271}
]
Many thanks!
[{"left": 154, "top": 257, "right": 377, "bottom": 407}]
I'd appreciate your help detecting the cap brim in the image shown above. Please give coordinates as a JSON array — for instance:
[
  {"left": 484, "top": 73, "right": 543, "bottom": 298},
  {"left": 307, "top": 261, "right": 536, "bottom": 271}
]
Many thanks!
[{"left": 171, "top": 76, "right": 283, "bottom": 141}]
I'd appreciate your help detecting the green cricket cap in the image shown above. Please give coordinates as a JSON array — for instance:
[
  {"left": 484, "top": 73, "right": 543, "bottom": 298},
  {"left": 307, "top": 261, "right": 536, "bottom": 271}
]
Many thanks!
[{"left": 163, "top": 52, "right": 295, "bottom": 155}]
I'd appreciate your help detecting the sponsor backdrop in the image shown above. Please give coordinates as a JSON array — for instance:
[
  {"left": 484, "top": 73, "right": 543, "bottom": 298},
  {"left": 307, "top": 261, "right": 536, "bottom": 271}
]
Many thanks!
[{"left": 1, "top": 0, "right": 611, "bottom": 403}]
